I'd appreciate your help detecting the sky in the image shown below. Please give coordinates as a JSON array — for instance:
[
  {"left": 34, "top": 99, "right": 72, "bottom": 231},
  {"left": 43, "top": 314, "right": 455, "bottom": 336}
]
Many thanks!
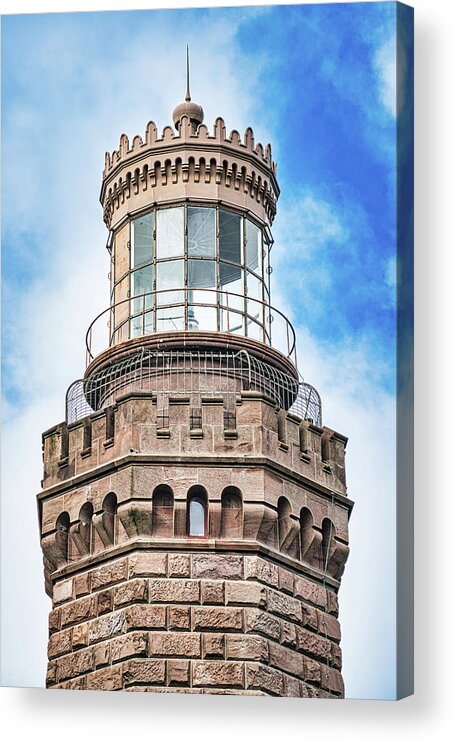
[{"left": 1, "top": 2, "right": 406, "bottom": 699}]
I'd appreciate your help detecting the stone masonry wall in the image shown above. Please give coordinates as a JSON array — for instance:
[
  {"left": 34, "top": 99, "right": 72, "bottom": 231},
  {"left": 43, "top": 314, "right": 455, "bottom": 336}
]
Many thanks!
[
  {"left": 40, "top": 392, "right": 351, "bottom": 696},
  {"left": 46, "top": 552, "right": 343, "bottom": 696}
]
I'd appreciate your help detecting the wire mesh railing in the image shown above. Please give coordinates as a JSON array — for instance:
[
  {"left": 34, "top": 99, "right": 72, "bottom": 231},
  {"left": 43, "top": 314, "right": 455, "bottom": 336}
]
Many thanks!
[{"left": 66, "top": 348, "right": 322, "bottom": 427}]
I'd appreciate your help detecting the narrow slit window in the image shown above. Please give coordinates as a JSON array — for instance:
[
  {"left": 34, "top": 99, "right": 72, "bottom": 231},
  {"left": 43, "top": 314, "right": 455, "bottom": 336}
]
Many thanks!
[{"left": 188, "top": 493, "right": 206, "bottom": 537}]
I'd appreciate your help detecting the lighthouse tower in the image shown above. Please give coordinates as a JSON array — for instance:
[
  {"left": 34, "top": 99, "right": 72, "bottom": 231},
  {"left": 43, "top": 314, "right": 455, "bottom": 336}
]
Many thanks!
[{"left": 38, "top": 62, "right": 352, "bottom": 696}]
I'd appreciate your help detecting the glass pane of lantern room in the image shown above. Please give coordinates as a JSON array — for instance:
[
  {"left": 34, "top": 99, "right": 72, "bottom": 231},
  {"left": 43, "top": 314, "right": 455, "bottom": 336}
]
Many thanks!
[
  {"left": 132, "top": 212, "right": 154, "bottom": 267},
  {"left": 156, "top": 260, "right": 184, "bottom": 306},
  {"left": 156, "top": 258, "right": 184, "bottom": 333},
  {"left": 188, "top": 259, "right": 216, "bottom": 291},
  {"left": 220, "top": 261, "right": 243, "bottom": 309},
  {"left": 246, "top": 272, "right": 263, "bottom": 340},
  {"left": 131, "top": 265, "right": 154, "bottom": 336},
  {"left": 220, "top": 260, "right": 244, "bottom": 335},
  {"left": 219, "top": 210, "right": 242, "bottom": 265},
  {"left": 188, "top": 207, "right": 216, "bottom": 257},
  {"left": 188, "top": 260, "right": 217, "bottom": 332},
  {"left": 156, "top": 207, "right": 184, "bottom": 258},
  {"left": 245, "top": 219, "right": 262, "bottom": 276}
]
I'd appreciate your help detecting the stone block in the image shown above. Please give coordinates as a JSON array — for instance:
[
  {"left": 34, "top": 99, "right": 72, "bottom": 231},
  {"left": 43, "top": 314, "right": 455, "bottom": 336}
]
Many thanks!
[
  {"left": 167, "top": 660, "right": 190, "bottom": 686},
  {"left": 72, "top": 623, "right": 89, "bottom": 650},
  {"left": 129, "top": 552, "right": 167, "bottom": 578},
  {"left": 192, "top": 554, "right": 243, "bottom": 580},
  {"left": 53, "top": 579, "right": 73, "bottom": 605},
  {"left": 225, "top": 635, "right": 268, "bottom": 662},
  {"left": 46, "top": 662, "right": 57, "bottom": 686},
  {"left": 203, "top": 633, "right": 224, "bottom": 658},
  {"left": 114, "top": 578, "right": 148, "bottom": 608},
  {"left": 74, "top": 572, "right": 90, "bottom": 598},
  {"left": 284, "top": 675, "right": 301, "bottom": 697},
  {"left": 331, "top": 642, "right": 342, "bottom": 670},
  {"left": 269, "top": 641, "right": 305, "bottom": 678},
  {"left": 90, "top": 558, "right": 128, "bottom": 591},
  {"left": 278, "top": 567, "right": 294, "bottom": 595},
  {"left": 280, "top": 621, "right": 297, "bottom": 648},
  {"left": 155, "top": 688, "right": 203, "bottom": 694},
  {"left": 304, "top": 657, "right": 322, "bottom": 685},
  {"left": 150, "top": 578, "right": 199, "bottom": 604},
  {"left": 299, "top": 681, "right": 313, "bottom": 698},
  {"left": 192, "top": 607, "right": 243, "bottom": 631},
  {"left": 246, "top": 663, "right": 284, "bottom": 696},
  {"left": 57, "top": 676, "right": 87, "bottom": 690},
  {"left": 60, "top": 596, "right": 97, "bottom": 627},
  {"left": 56, "top": 647, "right": 94, "bottom": 682},
  {"left": 97, "top": 589, "right": 114, "bottom": 615},
  {"left": 225, "top": 581, "right": 267, "bottom": 607},
  {"left": 86, "top": 665, "right": 123, "bottom": 691},
  {"left": 48, "top": 628, "right": 72, "bottom": 659},
  {"left": 201, "top": 580, "right": 225, "bottom": 604},
  {"left": 94, "top": 642, "right": 111, "bottom": 668},
  {"left": 125, "top": 604, "right": 167, "bottom": 630},
  {"left": 294, "top": 576, "right": 326, "bottom": 608},
  {"left": 192, "top": 661, "right": 244, "bottom": 688},
  {"left": 48, "top": 608, "right": 61, "bottom": 634},
  {"left": 168, "top": 605, "right": 191, "bottom": 630},
  {"left": 301, "top": 604, "right": 319, "bottom": 632},
  {"left": 150, "top": 632, "right": 201, "bottom": 658},
  {"left": 326, "top": 589, "right": 339, "bottom": 616},
  {"left": 111, "top": 632, "right": 148, "bottom": 663},
  {"left": 88, "top": 611, "right": 126, "bottom": 644},
  {"left": 123, "top": 659, "right": 166, "bottom": 686},
  {"left": 244, "top": 608, "right": 281, "bottom": 640},
  {"left": 318, "top": 612, "right": 341, "bottom": 642},
  {"left": 295, "top": 626, "right": 329, "bottom": 661},
  {"left": 321, "top": 665, "right": 344, "bottom": 696},
  {"left": 168, "top": 554, "right": 190, "bottom": 577},
  {"left": 267, "top": 590, "right": 302, "bottom": 623}
]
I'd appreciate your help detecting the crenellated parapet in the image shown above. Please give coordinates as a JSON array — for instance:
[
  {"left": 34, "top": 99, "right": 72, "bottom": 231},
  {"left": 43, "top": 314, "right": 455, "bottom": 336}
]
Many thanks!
[
  {"left": 38, "top": 392, "right": 351, "bottom": 602},
  {"left": 100, "top": 116, "right": 280, "bottom": 230}
]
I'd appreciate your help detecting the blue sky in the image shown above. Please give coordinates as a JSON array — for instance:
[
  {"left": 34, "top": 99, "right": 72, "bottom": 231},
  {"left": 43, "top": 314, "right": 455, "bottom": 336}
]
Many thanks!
[{"left": 1, "top": 2, "right": 405, "bottom": 698}]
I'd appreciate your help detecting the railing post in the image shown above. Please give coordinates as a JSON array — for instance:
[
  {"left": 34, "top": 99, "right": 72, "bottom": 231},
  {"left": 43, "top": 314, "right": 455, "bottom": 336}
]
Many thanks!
[
  {"left": 262, "top": 298, "right": 266, "bottom": 344},
  {"left": 184, "top": 286, "right": 187, "bottom": 330}
]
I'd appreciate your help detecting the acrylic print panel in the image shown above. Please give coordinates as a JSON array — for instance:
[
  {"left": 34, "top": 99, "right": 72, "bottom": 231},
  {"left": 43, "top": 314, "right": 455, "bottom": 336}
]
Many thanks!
[{"left": 1, "top": 2, "right": 413, "bottom": 699}]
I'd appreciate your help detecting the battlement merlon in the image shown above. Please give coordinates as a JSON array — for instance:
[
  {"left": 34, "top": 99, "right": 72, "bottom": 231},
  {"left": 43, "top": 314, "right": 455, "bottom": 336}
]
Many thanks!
[
  {"left": 100, "top": 116, "right": 280, "bottom": 231},
  {"left": 39, "top": 393, "right": 349, "bottom": 497}
]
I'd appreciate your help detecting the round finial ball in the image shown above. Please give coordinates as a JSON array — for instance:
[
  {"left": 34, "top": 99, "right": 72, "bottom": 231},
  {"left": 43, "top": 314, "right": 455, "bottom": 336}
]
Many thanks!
[{"left": 173, "top": 100, "right": 204, "bottom": 130}]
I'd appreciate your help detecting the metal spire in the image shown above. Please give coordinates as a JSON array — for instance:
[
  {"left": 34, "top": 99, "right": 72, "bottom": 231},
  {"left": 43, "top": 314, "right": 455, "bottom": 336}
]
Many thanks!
[{"left": 185, "top": 45, "right": 191, "bottom": 102}]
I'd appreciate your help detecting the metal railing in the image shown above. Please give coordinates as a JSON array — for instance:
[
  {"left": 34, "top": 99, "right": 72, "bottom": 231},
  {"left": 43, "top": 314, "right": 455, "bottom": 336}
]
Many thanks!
[
  {"left": 66, "top": 347, "right": 322, "bottom": 426},
  {"left": 85, "top": 288, "right": 297, "bottom": 367}
]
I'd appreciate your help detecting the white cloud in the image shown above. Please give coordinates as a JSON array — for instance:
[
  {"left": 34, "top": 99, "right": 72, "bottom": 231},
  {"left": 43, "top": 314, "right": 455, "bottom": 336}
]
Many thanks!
[
  {"left": 374, "top": 36, "right": 397, "bottom": 118},
  {"left": 384, "top": 254, "right": 397, "bottom": 308}
]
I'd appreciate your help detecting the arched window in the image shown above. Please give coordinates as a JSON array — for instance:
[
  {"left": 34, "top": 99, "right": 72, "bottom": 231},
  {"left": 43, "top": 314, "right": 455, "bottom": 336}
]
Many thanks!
[
  {"left": 221, "top": 487, "right": 243, "bottom": 538},
  {"left": 78, "top": 502, "right": 93, "bottom": 554},
  {"left": 321, "top": 518, "right": 335, "bottom": 571},
  {"left": 187, "top": 486, "right": 208, "bottom": 537},
  {"left": 277, "top": 496, "right": 292, "bottom": 551},
  {"left": 102, "top": 493, "right": 117, "bottom": 545},
  {"left": 152, "top": 485, "right": 174, "bottom": 537},
  {"left": 300, "top": 507, "right": 314, "bottom": 561},
  {"left": 55, "top": 512, "right": 70, "bottom": 561}
]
